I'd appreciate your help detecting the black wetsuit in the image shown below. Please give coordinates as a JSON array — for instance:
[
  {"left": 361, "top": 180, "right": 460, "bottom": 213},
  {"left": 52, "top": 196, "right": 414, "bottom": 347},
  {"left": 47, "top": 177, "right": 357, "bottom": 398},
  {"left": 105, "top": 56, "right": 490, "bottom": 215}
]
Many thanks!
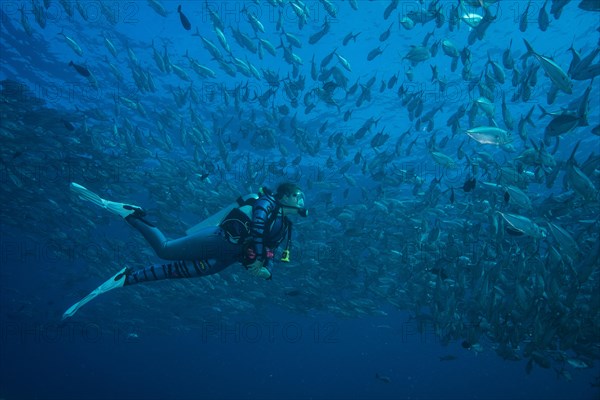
[{"left": 124, "top": 193, "right": 291, "bottom": 285}]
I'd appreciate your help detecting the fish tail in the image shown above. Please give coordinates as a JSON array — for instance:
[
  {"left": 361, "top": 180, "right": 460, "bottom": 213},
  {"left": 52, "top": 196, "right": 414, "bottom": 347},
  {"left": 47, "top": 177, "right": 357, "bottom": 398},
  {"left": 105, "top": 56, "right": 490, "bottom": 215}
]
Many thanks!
[
  {"left": 567, "top": 140, "right": 581, "bottom": 165},
  {"left": 567, "top": 36, "right": 577, "bottom": 53},
  {"left": 522, "top": 38, "right": 535, "bottom": 56},
  {"left": 178, "top": 5, "right": 181, "bottom": 13},
  {"left": 525, "top": 112, "right": 535, "bottom": 127}
]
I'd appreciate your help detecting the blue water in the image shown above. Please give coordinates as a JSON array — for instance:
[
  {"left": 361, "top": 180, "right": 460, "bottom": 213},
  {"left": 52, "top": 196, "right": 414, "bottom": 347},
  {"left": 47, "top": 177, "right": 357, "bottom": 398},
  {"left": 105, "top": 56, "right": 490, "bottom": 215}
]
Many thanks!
[
  {"left": 1, "top": 302, "right": 598, "bottom": 400},
  {"left": 1, "top": 0, "right": 600, "bottom": 399}
]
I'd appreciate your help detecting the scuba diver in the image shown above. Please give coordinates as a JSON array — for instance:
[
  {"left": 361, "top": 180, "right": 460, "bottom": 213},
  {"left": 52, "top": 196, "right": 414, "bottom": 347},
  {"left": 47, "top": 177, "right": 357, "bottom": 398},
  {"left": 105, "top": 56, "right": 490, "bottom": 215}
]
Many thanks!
[{"left": 62, "top": 182, "right": 308, "bottom": 320}]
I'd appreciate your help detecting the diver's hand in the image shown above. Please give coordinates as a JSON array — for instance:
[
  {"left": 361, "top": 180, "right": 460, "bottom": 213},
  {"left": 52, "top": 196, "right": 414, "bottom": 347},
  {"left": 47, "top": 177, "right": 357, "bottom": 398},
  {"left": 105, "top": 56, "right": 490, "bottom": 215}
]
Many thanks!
[{"left": 246, "top": 260, "right": 272, "bottom": 280}]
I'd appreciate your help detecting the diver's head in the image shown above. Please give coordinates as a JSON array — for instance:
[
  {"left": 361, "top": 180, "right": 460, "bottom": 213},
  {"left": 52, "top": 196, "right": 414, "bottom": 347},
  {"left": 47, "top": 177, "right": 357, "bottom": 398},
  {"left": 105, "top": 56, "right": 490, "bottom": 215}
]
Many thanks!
[{"left": 275, "top": 182, "right": 308, "bottom": 217}]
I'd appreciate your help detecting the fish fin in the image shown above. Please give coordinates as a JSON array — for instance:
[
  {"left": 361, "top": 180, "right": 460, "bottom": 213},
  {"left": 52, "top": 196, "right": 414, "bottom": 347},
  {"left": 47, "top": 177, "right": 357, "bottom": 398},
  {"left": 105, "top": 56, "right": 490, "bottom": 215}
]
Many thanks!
[
  {"left": 538, "top": 105, "right": 549, "bottom": 119},
  {"left": 525, "top": 106, "right": 536, "bottom": 127},
  {"left": 522, "top": 38, "right": 535, "bottom": 57},
  {"left": 567, "top": 140, "right": 581, "bottom": 166},
  {"left": 529, "top": 139, "right": 539, "bottom": 152}
]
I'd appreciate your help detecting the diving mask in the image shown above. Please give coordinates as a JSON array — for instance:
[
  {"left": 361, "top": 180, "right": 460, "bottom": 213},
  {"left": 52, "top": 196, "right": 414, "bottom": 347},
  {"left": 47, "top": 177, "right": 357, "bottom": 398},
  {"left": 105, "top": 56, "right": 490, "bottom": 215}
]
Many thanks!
[{"left": 280, "top": 191, "right": 308, "bottom": 217}]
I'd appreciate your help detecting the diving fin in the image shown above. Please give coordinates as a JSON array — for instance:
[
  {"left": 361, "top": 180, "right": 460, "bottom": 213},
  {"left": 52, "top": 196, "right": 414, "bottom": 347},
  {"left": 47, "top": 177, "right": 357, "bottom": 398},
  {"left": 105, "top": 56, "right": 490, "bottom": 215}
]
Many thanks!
[
  {"left": 70, "top": 182, "right": 144, "bottom": 218},
  {"left": 62, "top": 267, "right": 128, "bottom": 320}
]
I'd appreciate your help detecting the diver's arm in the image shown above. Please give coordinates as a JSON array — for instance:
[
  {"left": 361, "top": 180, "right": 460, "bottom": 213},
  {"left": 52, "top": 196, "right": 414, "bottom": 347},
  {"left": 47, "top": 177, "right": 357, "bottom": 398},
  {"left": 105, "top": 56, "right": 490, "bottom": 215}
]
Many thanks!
[{"left": 249, "top": 197, "right": 273, "bottom": 260}]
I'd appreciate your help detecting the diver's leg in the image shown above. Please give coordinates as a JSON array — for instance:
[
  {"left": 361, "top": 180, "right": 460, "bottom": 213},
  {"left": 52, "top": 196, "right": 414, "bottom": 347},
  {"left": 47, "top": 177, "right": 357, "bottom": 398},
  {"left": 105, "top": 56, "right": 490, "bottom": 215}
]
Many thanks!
[
  {"left": 126, "top": 216, "right": 239, "bottom": 261},
  {"left": 124, "top": 256, "right": 236, "bottom": 285},
  {"left": 62, "top": 254, "right": 234, "bottom": 319}
]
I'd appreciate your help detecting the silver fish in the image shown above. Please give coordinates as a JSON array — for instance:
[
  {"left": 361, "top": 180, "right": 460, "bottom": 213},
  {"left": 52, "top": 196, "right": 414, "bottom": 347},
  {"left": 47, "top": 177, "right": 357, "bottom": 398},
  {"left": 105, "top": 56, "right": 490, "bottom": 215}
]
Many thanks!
[{"left": 523, "top": 39, "right": 572, "bottom": 94}]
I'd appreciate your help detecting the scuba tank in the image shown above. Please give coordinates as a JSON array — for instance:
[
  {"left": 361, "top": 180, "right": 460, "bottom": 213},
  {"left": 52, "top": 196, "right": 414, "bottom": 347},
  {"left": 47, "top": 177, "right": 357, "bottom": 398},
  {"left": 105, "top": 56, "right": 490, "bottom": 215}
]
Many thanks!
[
  {"left": 185, "top": 193, "right": 258, "bottom": 236},
  {"left": 185, "top": 188, "right": 295, "bottom": 263}
]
